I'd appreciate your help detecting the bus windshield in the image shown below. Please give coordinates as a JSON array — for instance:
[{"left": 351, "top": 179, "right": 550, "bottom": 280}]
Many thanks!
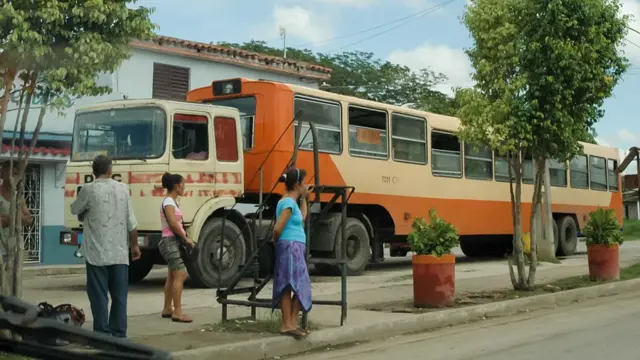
[
  {"left": 205, "top": 96, "right": 256, "bottom": 150},
  {"left": 71, "top": 106, "right": 166, "bottom": 161}
]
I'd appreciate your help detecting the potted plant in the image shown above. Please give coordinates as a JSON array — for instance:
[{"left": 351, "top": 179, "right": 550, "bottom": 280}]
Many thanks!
[
  {"left": 408, "top": 209, "right": 460, "bottom": 308},
  {"left": 583, "top": 208, "right": 623, "bottom": 281}
]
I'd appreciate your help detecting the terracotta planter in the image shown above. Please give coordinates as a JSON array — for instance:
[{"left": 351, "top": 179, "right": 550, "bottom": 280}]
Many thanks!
[
  {"left": 412, "top": 254, "right": 455, "bottom": 308},
  {"left": 587, "top": 244, "right": 620, "bottom": 281}
]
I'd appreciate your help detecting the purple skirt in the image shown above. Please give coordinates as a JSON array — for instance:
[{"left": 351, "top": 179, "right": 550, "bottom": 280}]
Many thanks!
[{"left": 272, "top": 240, "right": 312, "bottom": 313}]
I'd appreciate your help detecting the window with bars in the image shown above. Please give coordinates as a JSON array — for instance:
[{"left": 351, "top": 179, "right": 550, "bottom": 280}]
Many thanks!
[{"left": 152, "top": 63, "right": 190, "bottom": 101}]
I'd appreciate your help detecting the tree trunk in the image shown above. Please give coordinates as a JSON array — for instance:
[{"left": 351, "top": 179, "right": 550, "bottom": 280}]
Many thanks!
[
  {"left": 507, "top": 152, "right": 527, "bottom": 290},
  {"left": 541, "top": 158, "right": 558, "bottom": 263},
  {"left": 527, "top": 159, "right": 545, "bottom": 288}
]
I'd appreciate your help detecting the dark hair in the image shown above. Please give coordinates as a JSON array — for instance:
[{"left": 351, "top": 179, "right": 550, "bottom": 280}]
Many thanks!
[
  {"left": 162, "top": 172, "right": 184, "bottom": 191},
  {"left": 92, "top": 155, "right": 112, "bottom": 177},
  {"left": 279, "top": 168, "right": 307, "bottom": 191}
]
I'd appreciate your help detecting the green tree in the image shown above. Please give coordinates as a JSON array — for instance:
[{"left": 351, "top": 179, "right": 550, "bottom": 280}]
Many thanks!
[
  {"left": 217, "top": 41, "right": 460, "bottom": 116},
  {"left": 458, "top": 0, "right": 628, "bottom": 290},
  {"left": 0, "top": 0, "right": 155, "bottom": 298}
]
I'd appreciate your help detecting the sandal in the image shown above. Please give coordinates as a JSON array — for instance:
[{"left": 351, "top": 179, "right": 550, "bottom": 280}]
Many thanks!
[
  {"left": 279, "top": 328, "right": 306, "bottom": 340},
  {"left": 161, "top": 312, "right": 172, "bottom": 319},
  {"left": 171, "top": 314, "right": 193, "bottom": 323}
]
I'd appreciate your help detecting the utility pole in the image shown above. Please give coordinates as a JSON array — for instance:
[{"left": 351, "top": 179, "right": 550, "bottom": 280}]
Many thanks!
[{"left": 279, "top": 26, "right": 287, "bottom": 59}]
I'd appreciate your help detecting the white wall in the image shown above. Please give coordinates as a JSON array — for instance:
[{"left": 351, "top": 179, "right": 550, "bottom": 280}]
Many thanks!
[
  {"left": 5, "top": 47, "right": 321, "bottom": 134},
  {"left": 41, "top": 162, "right": 66, "bottom": 227}
]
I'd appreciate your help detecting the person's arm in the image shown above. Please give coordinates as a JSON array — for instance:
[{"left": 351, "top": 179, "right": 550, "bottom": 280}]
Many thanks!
[
  {"left": 70, "top": 184, "right": 90, "bottom": 216},
  {"left": 126, "top": 191, "right": 138, "bottom": 247},
  {"left": 273, "top": 208, "right": 292, "bottom": 241}
]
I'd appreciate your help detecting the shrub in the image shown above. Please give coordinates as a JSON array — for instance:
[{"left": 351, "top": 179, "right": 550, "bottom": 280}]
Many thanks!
[
  {"left": 408, "top": 209, "right": 459, "bottom": 257},
  {"left": 583, "top": 208, "right": 623, "bottom": 247}
]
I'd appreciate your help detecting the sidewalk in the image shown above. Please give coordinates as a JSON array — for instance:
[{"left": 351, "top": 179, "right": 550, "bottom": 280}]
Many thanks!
[{"left": 124, "top": 249, "right": 640, "bottom": 352}]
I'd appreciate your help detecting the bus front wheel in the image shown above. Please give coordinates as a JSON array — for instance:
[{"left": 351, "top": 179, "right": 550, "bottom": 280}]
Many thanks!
[{"left": 186, "top": 218, "right": 246, "bottom": 289}]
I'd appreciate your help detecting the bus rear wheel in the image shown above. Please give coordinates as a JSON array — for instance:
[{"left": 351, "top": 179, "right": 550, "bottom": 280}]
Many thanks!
[
  {"left": 556, "top": 216, "right": 578, "bottom": 257},
  {"left": 315, "top": 218, "right": 370, "bottom": 276},
  {"left": 186, "top": 218, "right": 246, "bottom": 289}
]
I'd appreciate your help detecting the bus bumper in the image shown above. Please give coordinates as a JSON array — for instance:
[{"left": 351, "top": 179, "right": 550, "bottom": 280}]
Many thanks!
[{"left": 59, "top": 230, "right": 163, "bottom": 249}]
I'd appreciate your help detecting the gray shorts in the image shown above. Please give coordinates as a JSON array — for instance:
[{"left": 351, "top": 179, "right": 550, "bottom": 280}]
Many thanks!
[{"left": 159, "top": 236, "right": 186, "bottom": 272}]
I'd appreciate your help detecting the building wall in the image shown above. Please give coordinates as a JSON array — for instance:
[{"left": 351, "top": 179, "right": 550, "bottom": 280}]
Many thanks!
[{"left": 40, "top": 162, "right": 83, "bottom": 265}]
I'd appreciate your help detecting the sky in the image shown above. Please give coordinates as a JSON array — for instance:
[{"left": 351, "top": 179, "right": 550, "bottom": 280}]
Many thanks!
[{"left": 136, "top": 0, "right": 640, "bottom": 166}]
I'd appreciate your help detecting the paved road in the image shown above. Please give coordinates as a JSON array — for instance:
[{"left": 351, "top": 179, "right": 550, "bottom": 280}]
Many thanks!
[{"left": 292, "top": 291, "right": 640, "bottom": 360}]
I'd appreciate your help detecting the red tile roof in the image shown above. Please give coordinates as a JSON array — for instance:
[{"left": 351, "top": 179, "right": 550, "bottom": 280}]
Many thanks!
[
  {"left": 130, "top": 35, "right": 332, "bottom": 81},
  {"left": 1, "top": 145, "right": 70, "bottom": 157}
]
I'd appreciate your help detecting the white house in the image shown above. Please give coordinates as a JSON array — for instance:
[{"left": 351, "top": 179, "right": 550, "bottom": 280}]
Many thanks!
[{"left": 4, "top": 35, "right": 332, "bottom": 265}]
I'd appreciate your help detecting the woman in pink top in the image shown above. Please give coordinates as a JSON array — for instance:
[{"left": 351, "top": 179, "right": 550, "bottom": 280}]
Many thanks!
[{"left": 158, "top": 172, "right": 195, "bottom": 323}]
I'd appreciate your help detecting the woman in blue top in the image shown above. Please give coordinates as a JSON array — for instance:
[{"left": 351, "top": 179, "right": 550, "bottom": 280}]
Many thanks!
[{"left": 272, "top": 167, "right": 312, "bottom": 340}]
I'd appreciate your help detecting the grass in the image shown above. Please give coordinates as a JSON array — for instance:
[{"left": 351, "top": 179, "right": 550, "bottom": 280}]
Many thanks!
[
  {"left": 623, "top": 219, "right": 640, "bottom": 240},
  {"left": 367, "top": 262, "right": 640, "bottom": 314},
  {"left": 212, "top": 312, "right": 319, "bottom": 334}
]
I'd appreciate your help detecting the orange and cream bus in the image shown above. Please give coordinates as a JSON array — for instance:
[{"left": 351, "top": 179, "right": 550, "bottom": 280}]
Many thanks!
[{"left": 188, "top": 78, "right": 622, "bottom": 276}]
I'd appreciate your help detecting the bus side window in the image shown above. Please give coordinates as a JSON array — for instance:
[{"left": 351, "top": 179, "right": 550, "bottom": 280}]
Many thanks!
[
  {"left": 570, "top": 155, "right": 589, "bottom": 189},
  {"left": 494, "top": 153, "right": 514, "bottom": 182},
  {"left": 294, "top": 97, "right": 342, "bottom": 154},
  {"left": 431, "top": 131, "right": 461, "bottom": 177},
  {"left": 348, "top": 106, "right": 388, "bottom": 159},
  {"left": 549, "top": 159, "right": 568, "bottom": 187},
  {"left": 215, "top": 117, "right": 239, "bottom": 162},
  {"left": 589, "top": 155, "right": 607, "bottom": 191},
  {"left": 522, "top": 149, "right": 534, "bottom": 184},
  {"left": 172, "top": 114, "right": 209, "bottom": 160},
  {"left": 391, "top": 113, "right": 427, "bottom": 164},
  {"left": 464, "top": 142, "right": 492, "bottom": 180},
  {"left": 608, "top": 159, "right": 619, "bottom": 192}
]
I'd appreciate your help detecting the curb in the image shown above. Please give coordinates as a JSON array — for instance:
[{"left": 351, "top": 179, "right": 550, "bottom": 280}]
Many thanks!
[
  {"left": 23, "top": 266, "right": 86, "bottom": 278},
  {"left": 173, "top": 278, "right": 640, "bottom": 360}
]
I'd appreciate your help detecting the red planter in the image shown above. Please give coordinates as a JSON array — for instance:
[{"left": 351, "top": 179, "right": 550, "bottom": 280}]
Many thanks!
[
  {"left": 412, "top": 254, "right": 455, "bottom": 308},
  {"left": 587, "top": 244, "right": 620, "bottom": 281}
]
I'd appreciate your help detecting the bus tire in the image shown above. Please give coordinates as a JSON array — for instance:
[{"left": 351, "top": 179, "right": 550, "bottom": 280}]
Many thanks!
[
  {"left": 186, "top": 218, "right": 246, "bottom": 289},
  {"left": 316, "top": 218, "right": 370, "bottom": 276},
  {"left": 557, "top": 216, "right": 578, "bottom": 257},
  {"left": 128, "top": 255, "right": 154, "bottom": 284}
]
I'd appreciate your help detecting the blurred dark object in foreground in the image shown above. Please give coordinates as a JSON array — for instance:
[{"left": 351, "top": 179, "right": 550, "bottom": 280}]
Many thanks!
[{"left": 0, "top": 295, "right": 172, "bottom": 360}]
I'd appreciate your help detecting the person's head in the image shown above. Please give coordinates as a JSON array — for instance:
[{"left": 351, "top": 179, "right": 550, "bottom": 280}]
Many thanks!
[
  {"left": 279, "top": 167, "right": 307, "bottom": 193},
  {"left": 162, "top": 172, "right": 185, "bottom": 196},
  {"left": 92, "top": 155, "right": 113, "bottom": 178},
  {"left": 0, "top": 160, "right": 23, "bottom": 183}
]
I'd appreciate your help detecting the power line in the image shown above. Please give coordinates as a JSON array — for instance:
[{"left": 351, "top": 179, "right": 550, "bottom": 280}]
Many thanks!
[
  {"left": 627, "top": 26, "right": 640, "bottom": 36},
  {"left": 293, "top": 0, "right": 460, "bottom": 49},
  {"left": 332, "top": 0, "right": 458, "bottom": 52}
]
